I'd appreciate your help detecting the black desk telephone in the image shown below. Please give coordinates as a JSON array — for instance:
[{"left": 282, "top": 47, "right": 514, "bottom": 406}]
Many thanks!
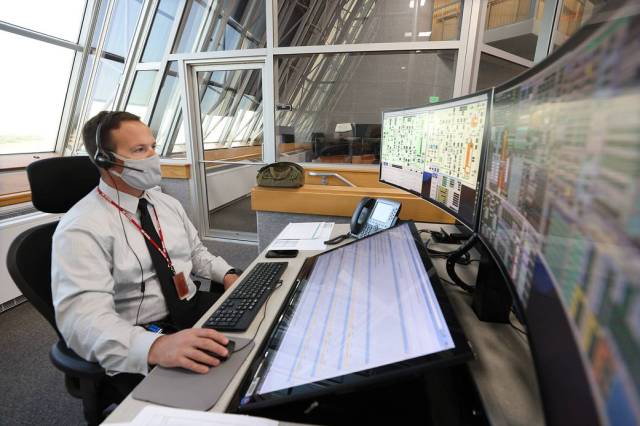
[{"left": 325, "top": 197, "right": 402, "bottom": 244}]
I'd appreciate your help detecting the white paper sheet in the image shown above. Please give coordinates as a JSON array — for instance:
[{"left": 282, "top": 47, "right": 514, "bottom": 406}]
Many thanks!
[
  {"left": 129, "top": 406, "right": 278, "bottom": 426},
  {"left": 269, "top": 222, "right": 334, "bottom": 251}
]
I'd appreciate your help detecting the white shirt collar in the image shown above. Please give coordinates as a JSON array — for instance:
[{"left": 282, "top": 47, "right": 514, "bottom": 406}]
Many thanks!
[{"left": 98, "top": 179, "right": 150, "bottom": 214}]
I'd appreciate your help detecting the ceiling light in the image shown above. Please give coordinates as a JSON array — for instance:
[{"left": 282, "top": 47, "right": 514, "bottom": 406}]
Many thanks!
[
  {"left": 418, "top": 31, "right": 432, "bottom": 37},
  {"left": 404, "top": 32, "right": 413, "bottom": 37},
  {"left": 420, "top": 0, "right": 426, "bottom": 5},
  {"left": 409, "top": 0, "right": 415, "bottom": 8}
]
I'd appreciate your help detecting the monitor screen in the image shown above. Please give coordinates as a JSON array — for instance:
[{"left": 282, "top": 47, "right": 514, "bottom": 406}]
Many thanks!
[
  {"left": 479, "top": 3, "right": 640, "bottom": 424},
  {"left": 237, "top": 223, "right": 472, "bottom": 409},
  {"left": 379, "top": 92, "right": 491, "bottom": 230}
]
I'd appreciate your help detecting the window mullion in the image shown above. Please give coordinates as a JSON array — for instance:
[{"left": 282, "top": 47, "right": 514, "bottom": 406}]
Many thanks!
[
  {"left": 57, "top": 1, "right": 102, "bottom": 154},
  {"left": 70, "top": 0, "right": 119, "bottom": 155},
  {"left": 143, "top": 0, "right": 189, "bottom": 123},
  {"left": 115, "top": 0, "right": 160, "bottom": 111}
]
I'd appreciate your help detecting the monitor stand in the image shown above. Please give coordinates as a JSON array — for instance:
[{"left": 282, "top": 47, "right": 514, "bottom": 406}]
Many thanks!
[{"left": 445, "top": 234, "right": 512, "bottom": 323}]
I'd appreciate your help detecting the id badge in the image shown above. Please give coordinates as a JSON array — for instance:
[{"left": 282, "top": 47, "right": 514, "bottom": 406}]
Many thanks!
[{"left": 173, "top": 271, "right": 190, "bottom": 300}]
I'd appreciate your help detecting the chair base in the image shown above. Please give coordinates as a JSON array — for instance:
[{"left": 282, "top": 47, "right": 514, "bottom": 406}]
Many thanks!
[{"left": 50, "top": 341, "right": 109, "bottom": 425}]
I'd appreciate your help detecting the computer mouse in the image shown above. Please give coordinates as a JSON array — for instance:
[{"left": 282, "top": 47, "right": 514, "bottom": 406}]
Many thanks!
[{"left": 205, "top": 339, "right": 235, "bottom": 363}]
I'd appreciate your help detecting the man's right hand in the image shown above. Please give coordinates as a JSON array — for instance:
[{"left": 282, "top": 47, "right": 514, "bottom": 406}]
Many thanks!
[{"left": 147, "top": 328, "right": 229, "bottom": 374}]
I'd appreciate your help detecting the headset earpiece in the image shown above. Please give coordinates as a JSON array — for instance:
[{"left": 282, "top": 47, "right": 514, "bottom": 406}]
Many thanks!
[{"left": 94, "top": 113, "right": 116, "bottom": 169}]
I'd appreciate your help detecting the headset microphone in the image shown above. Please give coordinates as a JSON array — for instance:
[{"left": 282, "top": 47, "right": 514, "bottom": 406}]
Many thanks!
[{"left": 97, "top": 158, "right": 144, "bottom": 172}]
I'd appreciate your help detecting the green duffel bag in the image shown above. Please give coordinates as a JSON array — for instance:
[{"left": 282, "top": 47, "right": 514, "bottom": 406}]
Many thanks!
[{"left": 256, "top": 162, "right": 305, "bottom": 188}]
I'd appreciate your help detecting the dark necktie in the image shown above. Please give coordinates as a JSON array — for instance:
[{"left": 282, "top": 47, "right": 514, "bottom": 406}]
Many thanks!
[{"left": 138, "top": 197, "right": 193, "bottom": 329}]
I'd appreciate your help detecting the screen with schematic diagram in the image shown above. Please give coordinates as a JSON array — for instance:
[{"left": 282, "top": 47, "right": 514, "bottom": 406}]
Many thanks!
[{"left": 379, "top": 92, "right": 491, "bottom": 230}]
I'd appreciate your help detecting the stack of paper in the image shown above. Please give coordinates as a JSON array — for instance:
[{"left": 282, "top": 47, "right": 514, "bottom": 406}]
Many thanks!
[
  {"left": 109, "top": 405, "right": 278, "bottom": 426},
  {"left": 268, "top": 222, "right": 334, "bottom": 251}
]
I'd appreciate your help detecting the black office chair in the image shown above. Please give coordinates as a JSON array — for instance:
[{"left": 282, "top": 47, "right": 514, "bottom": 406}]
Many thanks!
[{"left": 6, "top": 156, "right": 109, "bottom": 425}]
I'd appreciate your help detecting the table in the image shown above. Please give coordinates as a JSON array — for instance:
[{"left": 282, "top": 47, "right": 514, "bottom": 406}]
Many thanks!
[{"left": 105, "top": 223, "right": 544, "bottom": 425}]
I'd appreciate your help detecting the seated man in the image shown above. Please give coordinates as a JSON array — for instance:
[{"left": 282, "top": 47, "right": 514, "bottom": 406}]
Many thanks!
[{"left": 51, "top": 111, "right": 240, "bottom": 400}]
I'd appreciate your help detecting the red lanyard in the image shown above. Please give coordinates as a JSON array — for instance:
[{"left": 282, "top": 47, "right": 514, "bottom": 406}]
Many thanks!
[{"left": 97, "top": 188, "right": 175, "bottom": 274}]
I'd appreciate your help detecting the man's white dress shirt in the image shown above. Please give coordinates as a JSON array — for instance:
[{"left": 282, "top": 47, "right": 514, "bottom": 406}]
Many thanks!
[{"left": 51, "top": 180, "right": 232, "bottom": 375}]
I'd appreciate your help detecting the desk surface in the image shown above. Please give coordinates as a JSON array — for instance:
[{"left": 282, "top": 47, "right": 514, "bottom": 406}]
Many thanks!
[{"left": 105, "top": 223, "right": 544, "bottom": 425}]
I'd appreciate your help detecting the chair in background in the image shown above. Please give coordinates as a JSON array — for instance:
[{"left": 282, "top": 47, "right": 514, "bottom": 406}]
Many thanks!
[{"left": 6, "top": 156, "right": 108, "bottom": 425}]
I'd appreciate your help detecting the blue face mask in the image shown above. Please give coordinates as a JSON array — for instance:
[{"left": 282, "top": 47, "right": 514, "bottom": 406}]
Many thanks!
[{"left": 111, "top": 152, "right": 162, "bottom": 191}]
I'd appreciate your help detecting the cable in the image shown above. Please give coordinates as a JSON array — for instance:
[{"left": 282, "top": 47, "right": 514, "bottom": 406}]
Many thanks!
[
  {"left": 324, "top": 233, "right": 352, "bottom": 245},
  {"left": 106, "top": 171, "right": 146, "bottom": 325},
  {"left": 509, "top": 318, "right": 527, "bottom": 336},
  {"left": 423, "top": 237, "right": 472, "bottom": 264},
  {"left": 439, "top": 277, "right": 462, "bottom": 288},
  {"left": 445, "top": 234, "right": 477, "bottom": 293},
  {"left": 232, "top": 279, "right": 284, "bottom": 354}
]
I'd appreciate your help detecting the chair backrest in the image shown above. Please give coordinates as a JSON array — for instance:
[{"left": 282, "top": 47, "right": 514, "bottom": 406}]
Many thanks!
[
  {"left": 6, "top": 156, "right": 101, "bottom": 338},
  {"left": 7, "top": 222, "right": 62, "bottom": 338},
  {"left": 28, "top": 156, "right": 100, "bottom": 213}
]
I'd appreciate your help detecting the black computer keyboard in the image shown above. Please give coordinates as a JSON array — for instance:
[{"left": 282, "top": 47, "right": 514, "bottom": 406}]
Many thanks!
[{"left": 202, "top": 262, "right": 287, "bottom": 332}]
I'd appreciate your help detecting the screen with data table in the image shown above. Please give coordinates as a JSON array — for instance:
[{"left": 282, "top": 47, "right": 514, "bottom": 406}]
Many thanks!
[{"left": 237, "top": 223, "right": 472, "bottom": 409}]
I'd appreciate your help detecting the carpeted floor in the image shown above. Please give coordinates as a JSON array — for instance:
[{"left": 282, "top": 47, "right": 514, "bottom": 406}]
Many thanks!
[
  {"left": 208, "top": 196, "right": 257, "bottom": 234},
  {"left": 0, "top": 302, "right": 85, "bottom": 425}
]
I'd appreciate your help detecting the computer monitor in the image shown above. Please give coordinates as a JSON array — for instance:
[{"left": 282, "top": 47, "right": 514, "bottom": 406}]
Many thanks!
[
  {"left": 379, "top": 91, "right": 491, "bottom": 231},
  {"left": 235, "top": 223, "right": 472, "bottom": 411},
  {"left": 478, "top": 2, "right": 640, "bottom": 424}
]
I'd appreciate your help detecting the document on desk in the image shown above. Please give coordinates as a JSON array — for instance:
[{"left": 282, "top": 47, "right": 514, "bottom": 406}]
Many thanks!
[
  {"left": 129, "top": 406, "right": 278, "bottom": 426},
  {"left": 269, "top": 222, "right": 334, "bottom": 251}
]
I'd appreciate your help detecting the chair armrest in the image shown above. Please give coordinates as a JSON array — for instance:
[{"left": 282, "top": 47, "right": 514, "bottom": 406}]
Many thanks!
[{"left": 50, "top": 341, "right": 105, "bottom": 379}]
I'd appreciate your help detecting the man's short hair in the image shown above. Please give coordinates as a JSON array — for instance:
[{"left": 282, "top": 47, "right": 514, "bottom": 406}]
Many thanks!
[{"left": 82, "top": 111, "right": 141, "bottom": 162}]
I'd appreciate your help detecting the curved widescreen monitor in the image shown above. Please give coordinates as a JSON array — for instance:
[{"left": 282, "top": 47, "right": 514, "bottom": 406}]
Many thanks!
[
  {"left": 236, "top": 223, "right": 472, "bottom": 411},
  {"left": 379, "top": 91, "right": 491, "bottom": 231},
  {"left": 479, "top": 2, "right": 640, "bottom": 425}
]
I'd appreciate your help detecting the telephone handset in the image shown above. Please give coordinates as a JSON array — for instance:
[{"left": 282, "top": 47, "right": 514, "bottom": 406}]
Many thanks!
[
  {"left": 325, "top": 197, "right": 402, "bottom": 245},
  {"left": 350, "top": 197, "right": 376, "bottom": 236}
]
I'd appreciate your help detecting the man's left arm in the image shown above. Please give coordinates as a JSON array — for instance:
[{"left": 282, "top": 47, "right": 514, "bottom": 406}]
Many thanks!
[{"left": 179, "top": 204, "right": 239, "bottom": 290}]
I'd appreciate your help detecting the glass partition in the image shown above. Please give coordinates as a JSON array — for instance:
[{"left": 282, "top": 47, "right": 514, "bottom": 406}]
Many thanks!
[
  {"left": 476, "top": 53, "right": 527, "bottom": 90},
  {"left": 276, "top": 50, "right": 457, "bottom": 164},
  {"left": 483, "top": 0, "right": 544, "bottom": 61},
  {"left": 193, "top": 64, "right": 265, "bottom": 240}
]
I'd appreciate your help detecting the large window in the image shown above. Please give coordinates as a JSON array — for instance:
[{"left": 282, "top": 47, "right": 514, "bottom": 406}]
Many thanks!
[
  {"left": 68, "top": 0, "right": 143, "bottom": 155},
  {"left": 0, "top": 1, "right": 85, "bottom": 156},
  {"left": 0, "top": 1, "right": 85, "bottom": 42},
  {"left": 62, "top": 0, "right": 269, "bottom": 160},
  {"left": 0, "top": 32, "right": 75, "bottom": 155}
]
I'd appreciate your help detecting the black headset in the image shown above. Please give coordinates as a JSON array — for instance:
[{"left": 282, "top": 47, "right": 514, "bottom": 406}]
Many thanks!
[
  {"left": 92, "top": 112, "right": 142, "bottom": 172},
  {"left": 93, "top": 112, "right": 118, "bottom": 169}
]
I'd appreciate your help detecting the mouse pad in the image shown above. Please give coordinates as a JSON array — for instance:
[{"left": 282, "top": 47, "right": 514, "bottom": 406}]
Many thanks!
[{"left": 132, "top": 337, "right": 254, "bottom": 411}]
